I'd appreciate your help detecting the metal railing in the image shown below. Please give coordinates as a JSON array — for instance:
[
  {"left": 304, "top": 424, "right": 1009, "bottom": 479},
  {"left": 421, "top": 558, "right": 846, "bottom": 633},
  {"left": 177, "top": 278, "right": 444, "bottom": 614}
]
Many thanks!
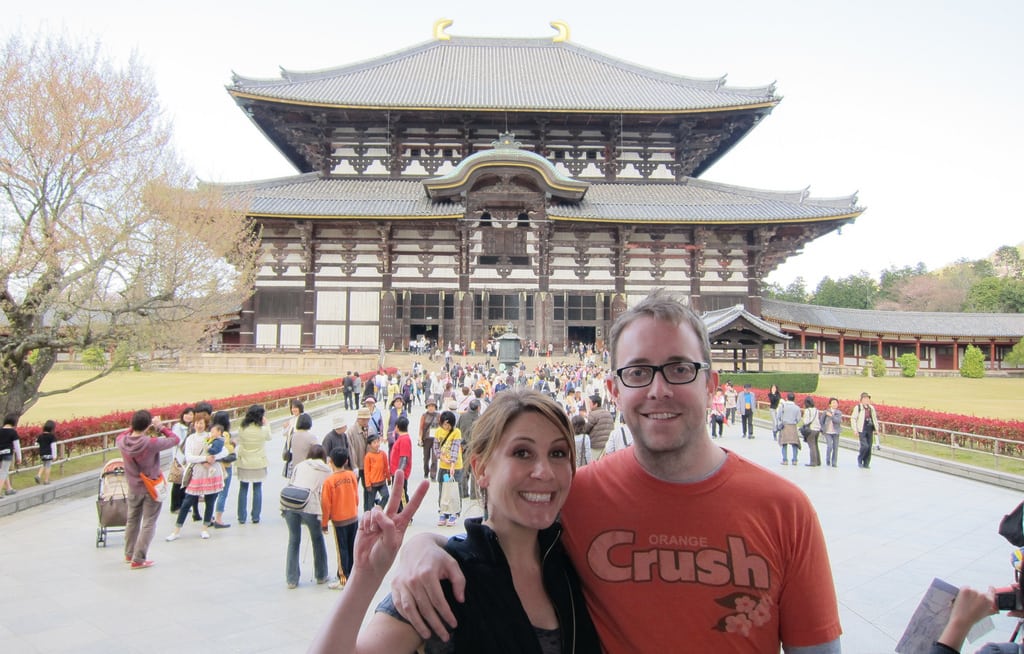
[
  {"left": 9, "top": 386, "right": 343, "bottom": 478},
  {"left": 757, "top": 400, "right": 1024, "bottom": 472}
]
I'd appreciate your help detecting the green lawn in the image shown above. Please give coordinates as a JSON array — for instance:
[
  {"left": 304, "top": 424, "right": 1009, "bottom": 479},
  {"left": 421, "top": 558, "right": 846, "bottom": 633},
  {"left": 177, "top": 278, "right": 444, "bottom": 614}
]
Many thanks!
[
  {"left": 22, "top": 370, "right": 340, "bottom": 423},
  {"left": 815, "top": 376, "right": 1024, "bottom": 421}
]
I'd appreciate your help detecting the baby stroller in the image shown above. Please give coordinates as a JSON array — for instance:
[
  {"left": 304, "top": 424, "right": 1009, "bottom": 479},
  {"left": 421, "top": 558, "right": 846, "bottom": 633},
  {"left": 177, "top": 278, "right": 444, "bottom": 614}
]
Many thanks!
[{"left": 96, "top": 458, "right": 129, "bottom": 547}]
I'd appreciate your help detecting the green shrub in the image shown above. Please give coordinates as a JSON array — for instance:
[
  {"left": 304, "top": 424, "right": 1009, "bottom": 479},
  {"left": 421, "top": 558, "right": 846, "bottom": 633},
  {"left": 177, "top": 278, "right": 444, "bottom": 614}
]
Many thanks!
[
  {"left": 1006, "top": 340, "right": 1024, "bottom": 366},
  {"left": 716, "top": 372, "right": 818, "bottom": 393},
  {"left": 81, "top": 346, "right": 107, "bottom": 368},
  {"left": 861, "top": 366, "right": 870, "bottom": 376},
  {"left": 868, "top": 354, "right": 886, "bottom": 377},
  {"left": 897, "top": 353, "right": 920, "bottom": 377},
  {"left": 960, "top": 344, "right": 986, "bottom": 378}
]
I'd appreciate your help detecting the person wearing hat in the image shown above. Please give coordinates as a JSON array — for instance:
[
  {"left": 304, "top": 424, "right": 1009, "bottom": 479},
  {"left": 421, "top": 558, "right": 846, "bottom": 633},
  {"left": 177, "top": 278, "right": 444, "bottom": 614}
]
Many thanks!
[
  {"left": 346, "top": 408, "right": 371, "bottom": 491},
  {"left": 322, "top": 418, "right": 351, "bottom": 463},
  {"left": 362, "top": 396, "right": 383, "bottom": 437},
  {"left": 419, "top": 397, "right": 441, "bottom": 480},
  {"left": 739, "top": 383, "right": 757, "bottom": 439}
]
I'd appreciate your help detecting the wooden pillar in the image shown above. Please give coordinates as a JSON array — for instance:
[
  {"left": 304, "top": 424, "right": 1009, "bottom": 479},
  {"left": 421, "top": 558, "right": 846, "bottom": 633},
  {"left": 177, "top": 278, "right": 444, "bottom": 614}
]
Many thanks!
[
  {"left": 689, "top": 229, "right": 708, "bottom": 313},
  {"left": 800, "top": 328, "right": 806, "bottom": 349},
  {"left": 299, "top": 221, "right": 317, "bottom": 349},
  {"left": 838, "top": 333, "right": 846, "bottom": 367},
  {"left": 990, "top": 339, "right": 998, "bottom": 369},
  {"left": 876, "top": 335, "right": 884, "bottom": 358},
  {"left": 380, "top": 290, "right": 397, "bottom": 351},
  {"left": 538, "top": 223, "right": 552, "bottom": 293},
  {"left": 952, "top": 338, "right": 960, "bottom": 370},
  {"left": 915, "top": 336, "right": 921, "bottom": 360},
  {"left": 239, "top": 295, "right": 255, "bottom": 347}
]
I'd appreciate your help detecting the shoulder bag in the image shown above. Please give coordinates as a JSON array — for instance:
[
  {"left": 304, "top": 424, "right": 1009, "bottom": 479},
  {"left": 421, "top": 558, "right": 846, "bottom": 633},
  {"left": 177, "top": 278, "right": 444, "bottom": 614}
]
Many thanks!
[
  {"left": 139, "top": 471, "right": 169, "bottom": 502},
  {"left": 280, "top": 484, "right": 311, "bottom": 511}
]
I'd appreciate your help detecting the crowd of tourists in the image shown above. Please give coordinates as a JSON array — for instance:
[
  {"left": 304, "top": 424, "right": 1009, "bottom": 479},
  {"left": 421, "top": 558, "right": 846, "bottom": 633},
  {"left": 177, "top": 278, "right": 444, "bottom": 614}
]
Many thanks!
[{"left": 2, "top": 291, "right": 906, "bottom": 652}]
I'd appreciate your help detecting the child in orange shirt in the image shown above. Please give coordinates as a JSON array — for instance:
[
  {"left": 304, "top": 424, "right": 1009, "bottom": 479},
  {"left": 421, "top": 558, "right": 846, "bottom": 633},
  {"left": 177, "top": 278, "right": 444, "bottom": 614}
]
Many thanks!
[
  {"left": 362, "top": 434, "right": 390, "bottom": 512},
  {"left": 321, "top": 448, "right": 359, "bottom": 589}
]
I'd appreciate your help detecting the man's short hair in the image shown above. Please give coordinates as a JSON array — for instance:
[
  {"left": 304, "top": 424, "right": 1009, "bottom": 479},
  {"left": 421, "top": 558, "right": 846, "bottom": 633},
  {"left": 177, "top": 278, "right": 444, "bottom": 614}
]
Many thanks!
[
  {"left": 395, "top": 416, "right": 410, "bottom": 431},
  {"left": 296, "top": 412, "right": 313, "bottom": 431},
  {"left": 131, "top": 410, "right": 152, "bottom": 433},
  {"left": 589, "top": 394, "right": 602, "bottom": 407},
  {"left": 469, "top": 399, "right": 481, "bottom": 411},
  {"left": 607, "top": 289, "right": 712, "bottom": 369},
  {"left": 787, "top": 392, "right": 796, "bottom": 401}
]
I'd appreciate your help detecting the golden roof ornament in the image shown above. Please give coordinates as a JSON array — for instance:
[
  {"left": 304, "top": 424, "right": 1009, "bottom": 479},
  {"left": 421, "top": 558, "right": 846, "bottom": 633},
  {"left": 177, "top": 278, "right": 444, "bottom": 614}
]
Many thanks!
[
  {"left": 433, "top": 18, "right": 453, "bottom": 41},
  {"left": 550, "top": 21, "right": 570, "bottom": 42}
]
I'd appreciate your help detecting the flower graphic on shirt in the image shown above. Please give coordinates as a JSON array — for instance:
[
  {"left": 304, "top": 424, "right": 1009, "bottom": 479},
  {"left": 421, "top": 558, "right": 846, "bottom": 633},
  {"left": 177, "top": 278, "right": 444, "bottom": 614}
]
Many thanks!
[{"left": 713, "top": 592, "right": 774, "bottom": 636}]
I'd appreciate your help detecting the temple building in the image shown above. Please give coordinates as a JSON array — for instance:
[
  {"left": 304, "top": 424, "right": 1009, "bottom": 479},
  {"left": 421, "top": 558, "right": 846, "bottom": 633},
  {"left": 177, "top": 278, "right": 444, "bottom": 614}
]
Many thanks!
[{"left": 223, "top": 21, "right": 863, "bottom": 352}]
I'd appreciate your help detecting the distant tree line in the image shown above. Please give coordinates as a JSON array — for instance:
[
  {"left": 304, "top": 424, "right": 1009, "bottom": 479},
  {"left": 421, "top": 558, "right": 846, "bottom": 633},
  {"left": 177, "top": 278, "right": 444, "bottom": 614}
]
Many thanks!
[{"left": 765, "top": 245, "right": 1024, "bottom": 313}]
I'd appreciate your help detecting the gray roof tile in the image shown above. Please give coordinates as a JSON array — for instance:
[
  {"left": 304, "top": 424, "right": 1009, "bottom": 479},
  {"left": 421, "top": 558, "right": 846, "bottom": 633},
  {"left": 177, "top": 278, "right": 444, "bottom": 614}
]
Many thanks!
[
  {"left": 221, "top": 174, "right": 859, "bottom": 223},
  {"left": 762, "top": 299, "right": 1024, "bottom": 338},
  {"left": 229, "top": 36, "right": 778, "bottom": 112},
  {"left": 704, "top": 304, "right": 791, "bottom": 341}
]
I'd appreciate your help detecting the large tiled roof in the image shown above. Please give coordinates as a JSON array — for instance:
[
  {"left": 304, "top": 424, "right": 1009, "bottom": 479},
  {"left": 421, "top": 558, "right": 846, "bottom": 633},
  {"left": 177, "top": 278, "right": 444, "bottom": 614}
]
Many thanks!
[
  {"left": 548, "top": 179, "right": 860, "bottom": 222},
  {"left": 222, "top": 174, "right": 859, "bottom": 223},
  {"left": 221, "top": 174, "right": 460, "bottom": 218},
  {"left": 762, "top": 299, "right": 1024, "bottom": 338},
  {"left": 228, "top": 36, "right": 778, "bottom": 112}
]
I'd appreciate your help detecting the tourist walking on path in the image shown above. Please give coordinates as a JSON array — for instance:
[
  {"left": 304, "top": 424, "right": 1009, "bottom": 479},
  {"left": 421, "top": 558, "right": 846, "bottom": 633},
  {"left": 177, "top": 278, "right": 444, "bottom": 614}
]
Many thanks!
[
  {"left": 166, "top": 413, "right": 227, "bottom": 541},
  {"left": 767, "top": 384, "right": 782, "bottom": 440},
  {"left": 211, "top": 411, "right": 237, "bottom": 528},
  {"left": 117, "top": 410, "right": 179, "bottom": 569},
  {"left": 418, "top": 398, "right": 440, "bottom": 480},
  {"left": 739, "top": 383, "right": 757, "bottom": 438},
  {"left": 723, "top": 381, "right": 738, "bottom": 425},
  {"left": 777, "top": 392, "right": 802, "bottom": 465},
  {"left": 709, "top": 388, "right": 726, "bottom": 438},
  {"left": 851, "top": 392, "right": 880, "bottom": 469},
  {"left": 34, "top": 420, "right": 57, "bottom": 485},
  {"left": 236, "top": 405, "right": 272, "bottom": 524},
  {"left": 821, "top": 397, "right": 843, "bottom": 468},
  {"left": 168, "top": 407, "right": 198, "bottom": 519},
  {"left": 1, "top": 414, "right": 23, "bottom": 496},
  {"left": 801, "top": 396, "right": 822, "bottom": 466},
  {"left": 283, "top": 444, "right": 330, "bottom": 588},
  {"left": 321, "top": 448, "right": 359, "bottom": 589}
]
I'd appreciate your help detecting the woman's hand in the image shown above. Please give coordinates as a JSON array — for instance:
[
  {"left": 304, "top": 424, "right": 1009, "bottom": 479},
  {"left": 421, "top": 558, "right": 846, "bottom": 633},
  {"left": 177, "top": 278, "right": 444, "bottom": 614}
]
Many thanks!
[{"left": 353, "top": 470, "right": 429, "bottom": 580}]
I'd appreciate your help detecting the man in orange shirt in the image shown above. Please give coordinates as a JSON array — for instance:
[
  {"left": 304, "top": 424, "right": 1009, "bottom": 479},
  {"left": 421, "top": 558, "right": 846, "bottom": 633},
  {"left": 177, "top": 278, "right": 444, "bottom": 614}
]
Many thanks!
[
  {"left": 321, "top": 448, "right": 359, "bottom": 589},
  {"left": 392, "top": 290, "right": 842, "bottom": 653}
]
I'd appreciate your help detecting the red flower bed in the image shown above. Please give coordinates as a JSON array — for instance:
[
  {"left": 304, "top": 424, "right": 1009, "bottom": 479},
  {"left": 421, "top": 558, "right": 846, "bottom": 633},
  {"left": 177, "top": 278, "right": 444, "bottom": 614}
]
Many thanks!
[
  {"left": 13, "top": 368, "right": 397, "bottom": 462},
  {"left": 752, "top": 389, "right": 1024, "bottom": 451}
]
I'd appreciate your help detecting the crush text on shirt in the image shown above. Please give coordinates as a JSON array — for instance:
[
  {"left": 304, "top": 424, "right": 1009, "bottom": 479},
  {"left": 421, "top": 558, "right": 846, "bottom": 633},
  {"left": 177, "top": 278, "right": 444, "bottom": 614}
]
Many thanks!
[{"left": 586, "top": 531, "right": 770, "bottom": 589}]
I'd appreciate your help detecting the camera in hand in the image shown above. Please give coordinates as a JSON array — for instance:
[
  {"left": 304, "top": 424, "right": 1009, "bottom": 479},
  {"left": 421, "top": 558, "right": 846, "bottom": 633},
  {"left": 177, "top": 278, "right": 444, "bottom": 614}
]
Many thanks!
[{"left": 995, "top": 585, "right": 1023, "bottom": 612}]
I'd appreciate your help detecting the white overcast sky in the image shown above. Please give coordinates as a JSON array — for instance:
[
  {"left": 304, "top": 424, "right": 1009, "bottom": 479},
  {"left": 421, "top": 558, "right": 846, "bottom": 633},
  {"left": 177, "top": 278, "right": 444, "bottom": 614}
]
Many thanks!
[{"left": 8, "top": 0, "right": 1022, "bottom": 289}]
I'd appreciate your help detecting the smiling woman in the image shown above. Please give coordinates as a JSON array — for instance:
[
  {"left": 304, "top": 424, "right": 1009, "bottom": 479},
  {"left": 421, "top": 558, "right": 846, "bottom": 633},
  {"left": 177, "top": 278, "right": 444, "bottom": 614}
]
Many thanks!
[{"left": 308, "top": 388, "right": 601, "bottom": 654}]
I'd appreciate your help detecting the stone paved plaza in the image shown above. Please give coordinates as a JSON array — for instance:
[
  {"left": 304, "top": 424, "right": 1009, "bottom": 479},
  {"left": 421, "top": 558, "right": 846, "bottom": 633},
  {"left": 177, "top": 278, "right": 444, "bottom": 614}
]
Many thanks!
[{"left": 2, "top": 405, "right": 1022, "bottom": 653}]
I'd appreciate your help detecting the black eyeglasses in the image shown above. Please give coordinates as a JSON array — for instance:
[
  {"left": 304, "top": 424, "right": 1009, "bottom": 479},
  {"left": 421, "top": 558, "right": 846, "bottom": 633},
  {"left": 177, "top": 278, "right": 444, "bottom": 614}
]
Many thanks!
[{"left": 615, "top": 361, "right": 710, "bottom": 388}]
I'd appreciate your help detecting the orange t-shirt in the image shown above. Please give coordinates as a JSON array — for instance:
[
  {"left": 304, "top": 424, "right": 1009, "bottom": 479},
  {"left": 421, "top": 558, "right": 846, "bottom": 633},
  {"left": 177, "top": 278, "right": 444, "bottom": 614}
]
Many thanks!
[
  {"left": 363, "top": 450, "right": 389, "bottom": 487},
  {"left": 561, "top": 449, "right": 841, "bottom": 652},
  {"left": 320, "top": 469, "right": 359, "bottom": 528}
]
